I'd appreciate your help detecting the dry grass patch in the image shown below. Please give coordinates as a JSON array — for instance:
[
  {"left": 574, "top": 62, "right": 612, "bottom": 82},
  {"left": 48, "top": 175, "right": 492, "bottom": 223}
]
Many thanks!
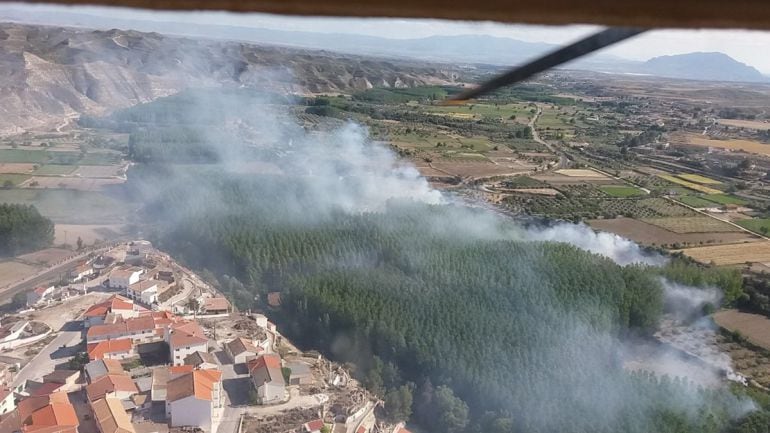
[
  {"left": 675, "top": 241, "right": 770, "bottom": 265},
  {"left": 717, "top": 119, "right": 770, "bottom": 130},
  {"left": 556, "top": 168, "right": 607, "bottom": 178},
  {"left": 675, "top": 132, "right": 770, "bottom": 157}
]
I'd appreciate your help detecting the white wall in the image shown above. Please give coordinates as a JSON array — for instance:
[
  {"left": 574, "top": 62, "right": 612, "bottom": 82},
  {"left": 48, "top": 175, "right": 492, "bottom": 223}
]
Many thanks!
[
  {"left": 171, "top": 342, "right": 208, "bottom": 366},
  {"left": 256, "top": 382, "right": 284, "bottom": 404},
  {"left": 169, "top": 396, "right": 212, "bottom": 431},
  {"left": 0, "top": 392, "right": 15, "bottom": 415}
]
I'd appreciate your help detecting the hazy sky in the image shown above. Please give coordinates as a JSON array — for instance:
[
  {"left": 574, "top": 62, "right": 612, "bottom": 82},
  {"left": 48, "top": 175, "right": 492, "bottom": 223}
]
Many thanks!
[{"left": 4, "top": 3, "right": 770, "bottom": 73}]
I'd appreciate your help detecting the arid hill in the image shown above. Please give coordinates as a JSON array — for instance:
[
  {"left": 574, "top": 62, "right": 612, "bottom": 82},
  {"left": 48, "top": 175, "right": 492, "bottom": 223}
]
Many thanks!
[{"left": 0, "top": 22, "right": 463, "bottom": 134}]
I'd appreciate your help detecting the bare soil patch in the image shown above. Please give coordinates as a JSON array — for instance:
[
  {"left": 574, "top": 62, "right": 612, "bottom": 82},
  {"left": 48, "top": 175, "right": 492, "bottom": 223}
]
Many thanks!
[
  {"left": 588, "top": 217, "right": 756, "bottom": 247},
  {"left": 0, "top": 261, "right": 42, "bottom": 289},
  {"left": 714, "top": 309, "right": 770, "bottom": 350},
  {"left": 73, "top": 165, "right": 123, "bottom": 177},
  {"left": 556, "top": 168, "right": 607, "bottom": 178},
  {"left": 431, "top": 161, "right": 533, "bottom": 178},
  {"left": 54, "top": 224, "right": 127, "bottom": 245},
  {"left": 17, "top": 248, "right": 74, "bottom": 266},
  {"left": 0, "top": 163, "right": 35, "bottom": 174}
]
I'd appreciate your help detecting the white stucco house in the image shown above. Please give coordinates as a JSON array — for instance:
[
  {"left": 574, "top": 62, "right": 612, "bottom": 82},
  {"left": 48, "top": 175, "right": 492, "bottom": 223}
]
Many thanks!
[
  {"left": 248, "top": 354, "right": 286, "bottom": 405},
  {"left": 109, "top": 268, "right": 144, "bottom": 290},
  {"left": 166, "top": 369, "right": 223, "bottom": 432},
  {"left": 167, "top": 322, "right": 209, "bottom": 366},
  {"left": 127, "top": 280, "right": 160, "bottom": 304}
]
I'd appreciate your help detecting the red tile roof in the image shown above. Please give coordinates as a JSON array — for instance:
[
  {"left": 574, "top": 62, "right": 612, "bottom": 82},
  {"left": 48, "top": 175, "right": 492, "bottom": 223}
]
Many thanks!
[
  {"left": 304, "top": 419, "right": 324, "bottom": 432},
  {"left": 166, "top": 369, "right": 222, "bottom": 402},
  {"left": 248, "top": 354, "right": 281, "bottom": 371},
  {"left": 17, "top": 392, "right": 78, "bottom": 433},
  {"left": 28, "top": 383, "right": 64, "bottom": 397},
  {"left": 202, "top": 297, "right": 229, "bottom": 312},
  {"left": 169, "top": 321, "right": 207, "bottom": 348},
  {"left": 87, "top": 339, "right": 133, "bottom": 361},
  {"left": 85, "top": 375, "right": 138, "bottom": 401}
]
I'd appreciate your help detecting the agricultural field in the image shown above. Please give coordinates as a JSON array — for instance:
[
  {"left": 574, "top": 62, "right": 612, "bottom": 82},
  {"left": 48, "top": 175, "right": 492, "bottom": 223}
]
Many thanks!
[
  {"left": 16, "top": 248, "right": 74, "bottom": 266},
  {"left": 657, "top": 174, "right": 722, "bottom": 194},
  {"left": 676, "top": 241, "right": 770, "bottom": 266},
  {"left": 674, "top": 132, "right": 770, "bottom": 157},
  {"left": 0, "top": 189, "right": 132, "bottom": 223},
  {"left": 642, "top": 216, "right": 741, "bottom": 233},
  {"left": 588, "top": 217, "right": 756, "bottom": 247},
  {"left": 714, "top": 310, "right": 770, "bottom": 351},
  {"left": 0, "top": 173, "right": 30, "bottom": 186},
  {"left": 556, "top": 169, "right": 607, "bottom": 178},
  {"left": 717, "top": 118, "right": 770, "bottom": 130},
  {"left": 0, "top": 149, "right": 49, "bottom": 163},
  {"left": 736, "top": 218, "right": 770, "bottom": 235},
  {"left": 677, "top": 195, "right": 718, "bottom": 208},
  {"left": 33, "top": 164, "right": 78, "bottom": 175},
  {"left": 599, "top": 185, "right": 645, "bottom": 197},
  {"left": 677, "top": 173, "right": 722, "bottom": 185},
  {"left": 424, "top": 103, "right": 533, "bottom": 123},
  {"left": 701, "top": 194, "right": 748, "bottom": 206}
]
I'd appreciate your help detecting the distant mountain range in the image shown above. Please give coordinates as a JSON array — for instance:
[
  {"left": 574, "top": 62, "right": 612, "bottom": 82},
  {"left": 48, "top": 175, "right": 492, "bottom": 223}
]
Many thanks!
[
  {"left": 638, "top": 52, "right": 768, "bottom": 83},
  {"left": 0, "top": 7, "right": 767, "bottom": 83}
]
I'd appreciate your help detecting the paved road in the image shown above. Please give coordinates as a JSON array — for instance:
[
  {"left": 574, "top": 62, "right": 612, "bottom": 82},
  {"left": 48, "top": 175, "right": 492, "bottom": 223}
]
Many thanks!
[
  {"left": 11, "top": 323, "right": 82, "bottom": 389},
  {"left": 0, "top": 244, "right": 118, "bottom": 304}
]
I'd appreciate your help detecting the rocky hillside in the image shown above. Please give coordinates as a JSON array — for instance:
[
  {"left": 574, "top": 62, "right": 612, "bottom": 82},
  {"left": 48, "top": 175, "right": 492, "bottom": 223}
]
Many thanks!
[{"left": 0, "top": 23, "right": 463, "bottom": 134}]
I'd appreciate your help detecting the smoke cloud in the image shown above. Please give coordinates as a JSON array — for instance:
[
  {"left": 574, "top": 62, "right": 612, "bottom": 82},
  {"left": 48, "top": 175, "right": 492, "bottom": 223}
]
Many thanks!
[{"left": 120, "top": 84, "right": 752, "bottom": 429}]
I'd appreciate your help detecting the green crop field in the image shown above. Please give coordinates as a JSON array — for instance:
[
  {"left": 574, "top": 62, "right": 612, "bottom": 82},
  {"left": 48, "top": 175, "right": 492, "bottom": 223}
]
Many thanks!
[
  {"left": 599, "top": 185, "right": 645, "bottom": 197},
  {"left": 0, "top": 173, "right": 31, "bottom": 186},
  {"left": 737, "top": 218, "right": 770, "bottom": 235},
  {"left": 34, "top": 164, "right": 78, "bottom": 175},
  {"left": 677, "top": 195, "right": 717, "bottom": 208},
  {"left": 0, "top": 149, "right": 49, "bottom": 163},
  {"left": 702, "top": 194, "right": 748, "bottom": 206}
]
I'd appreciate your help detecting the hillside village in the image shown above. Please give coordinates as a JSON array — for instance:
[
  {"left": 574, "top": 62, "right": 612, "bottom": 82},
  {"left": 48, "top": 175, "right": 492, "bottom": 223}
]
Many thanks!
[{"left": 0, "top": 242, "right": 402, "bottom": 433}]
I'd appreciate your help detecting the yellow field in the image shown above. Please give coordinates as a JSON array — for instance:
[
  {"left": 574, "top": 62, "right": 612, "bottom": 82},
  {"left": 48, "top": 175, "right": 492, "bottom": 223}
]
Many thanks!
[
  {"left": 717, "top": 119, "right": 770, "bottom": 131},
  {"left": 679, "top": 133, "right": 770, "bottom": 156},
  {"left": 676, "top": 173, "right": 722, "bottom": 185},
  {"left": 676, "top": 241, "right": 770, "bottom": 266},
  {"left": 555, "top": 169, "right": 607, "bottom": 178},
  {"left": 658, "top": 174, "right": 721, "bottom": 194}
]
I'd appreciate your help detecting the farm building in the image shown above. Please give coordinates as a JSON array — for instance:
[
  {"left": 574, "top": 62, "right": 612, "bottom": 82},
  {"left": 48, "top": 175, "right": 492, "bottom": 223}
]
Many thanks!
[
  {"left": 247, "top": 354, "right": 285, "bottom": 405},
  {"left": 166, "top": 369, "right": 223, "bottom": 432},
  {"left": 224, "top": 337, "right": 260, "bottom": 364}
]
